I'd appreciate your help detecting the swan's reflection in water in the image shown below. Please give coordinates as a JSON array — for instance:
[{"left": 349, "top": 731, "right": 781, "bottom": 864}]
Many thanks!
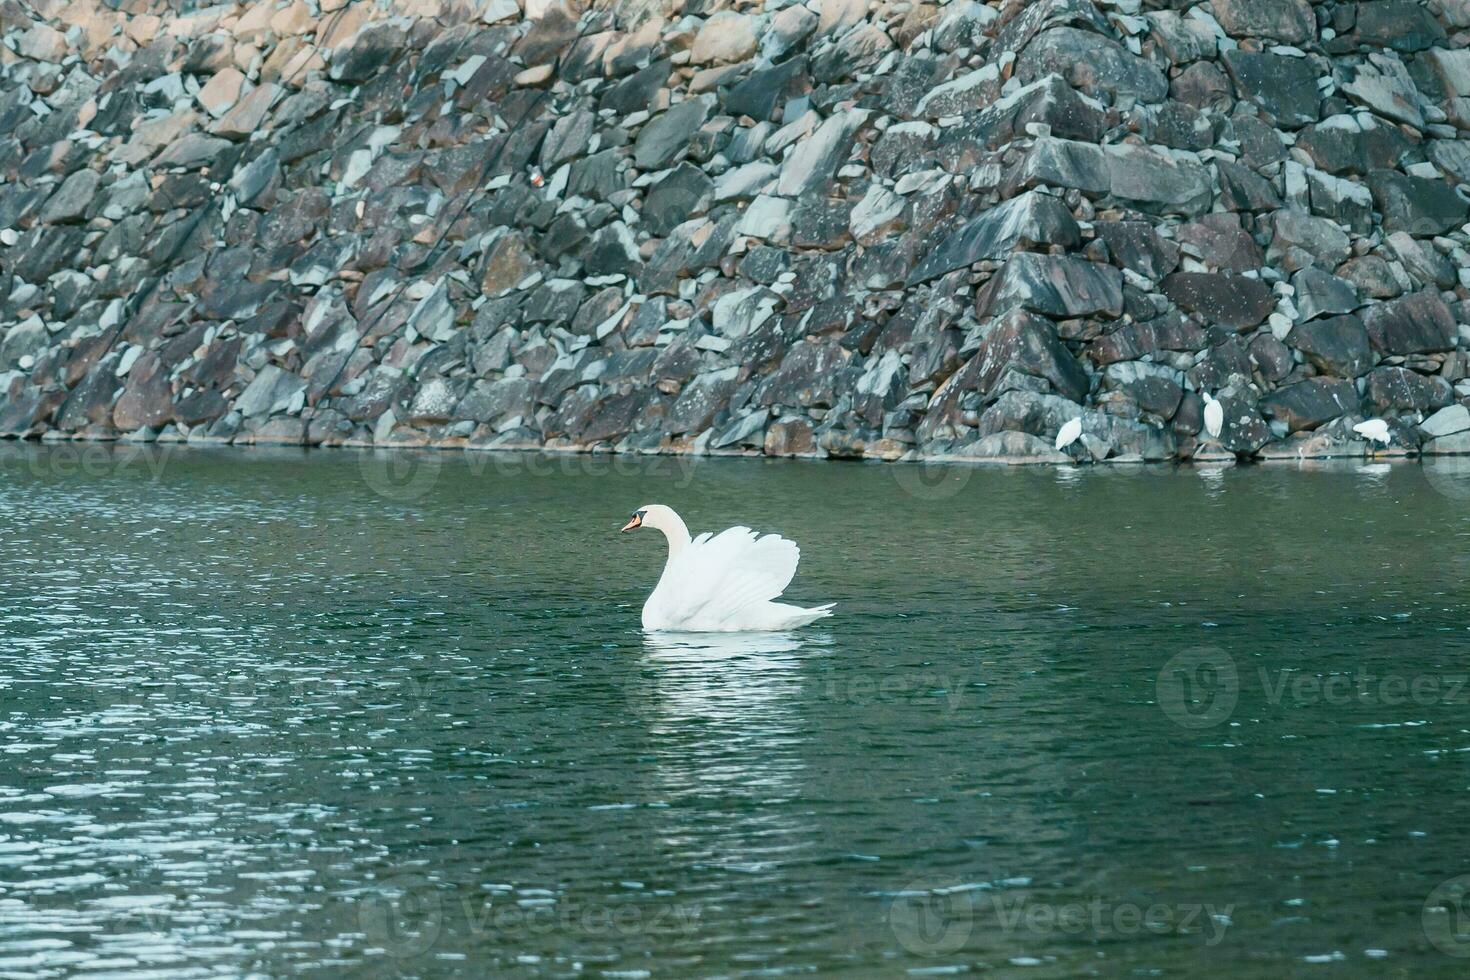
[
  {"left": 636, "top": 631, "right": 829, "bottom": 879},
  {"left": 640, "top": 629, "right": 815, "bottom": 716}
]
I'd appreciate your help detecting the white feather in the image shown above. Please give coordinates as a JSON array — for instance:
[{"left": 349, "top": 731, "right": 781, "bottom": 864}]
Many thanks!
[
  {"left": 1055, "top": 417, "right": 1083, "bottom": 451},
  {"left": 1201, "top": 392, "right": 1223, "bottom": 439},
  {"left": 630, "top": 505, "right": 834, "bottom": 632},
  {"left": 1353, "top": 418, "right": 1391, "bottom": 445}
]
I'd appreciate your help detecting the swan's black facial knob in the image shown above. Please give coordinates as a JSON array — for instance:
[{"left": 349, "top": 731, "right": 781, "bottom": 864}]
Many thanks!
[{"left": 620, "top": 510, "right": 645, "bottom": 533}]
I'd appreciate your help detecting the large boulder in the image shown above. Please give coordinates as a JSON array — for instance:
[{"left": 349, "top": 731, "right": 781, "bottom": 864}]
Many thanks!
[
  {"left": 1260, "top": 379, "right": 1359, "bottom": 432},
  {"left": 976, "top": 253, "right": 1124, "bottom": 320},
  {"left": 1016, "top": 27, "right": 1168, "bottom": 104},
  {"left": 1162, "top": 273, "right": 1275, "bottom": 330},
  {"left": 1290, "top": 315, "right": 1374, "bottom": 378},
  {"left": 1362, "top": 290, "right": 1458, "bottom": 354},
  {"left": 908, "top": 191, "right": 1080, "bottom": 284},
  {"left": 1209, "top": 0, "right": 1315, "bottom": 43}
]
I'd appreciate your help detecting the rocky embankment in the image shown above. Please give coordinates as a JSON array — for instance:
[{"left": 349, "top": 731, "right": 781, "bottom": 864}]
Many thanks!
[{"left": 4, "top": 0, "right": 1470, "bottom": 463}]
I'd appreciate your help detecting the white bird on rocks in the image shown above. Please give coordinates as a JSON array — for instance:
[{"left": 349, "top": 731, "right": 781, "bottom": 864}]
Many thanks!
[
  {"left": 1354, "top": 418, "right": 1391, "bottom": 446},
  {"left": 621, "top": 504, "right": 834, "bottom": 632},
  {"left": 1055, "top": 417, "right": 1083, "bottom": 452},
  {"left": 1201, "top": 391, "right": 1224, "bottom": 440}
]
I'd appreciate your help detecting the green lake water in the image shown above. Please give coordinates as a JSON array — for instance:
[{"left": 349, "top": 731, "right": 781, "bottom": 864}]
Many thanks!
[{"left": 2, "top": 443, "right": 1470, "bottom": 977}]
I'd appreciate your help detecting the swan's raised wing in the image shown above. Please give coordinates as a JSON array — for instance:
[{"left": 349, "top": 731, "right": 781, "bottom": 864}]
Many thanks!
[{"left": 661, "top": 526, "right": 801, "bottom": 628}]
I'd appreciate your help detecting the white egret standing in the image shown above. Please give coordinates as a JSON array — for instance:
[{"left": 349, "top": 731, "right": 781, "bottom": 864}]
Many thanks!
[
  {"left": 1354, "top": 418, "right": 1391, "bottom": 446},
  {"left": 1055, "top": 417, "right": 1083, "bottom": 453},
  {"left": 1201, "top": 391, "right": 1223, "bottom": 440}
]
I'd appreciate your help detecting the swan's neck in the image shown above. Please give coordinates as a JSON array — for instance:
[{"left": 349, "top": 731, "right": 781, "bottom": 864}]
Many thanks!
[{"left": 651, "top": 512, "right": 691, "bottom": 560}]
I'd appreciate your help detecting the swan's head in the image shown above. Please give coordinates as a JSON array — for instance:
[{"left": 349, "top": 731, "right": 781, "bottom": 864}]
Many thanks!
[{"left": 621, "top": 503, "right": 678, "bottom": 534}]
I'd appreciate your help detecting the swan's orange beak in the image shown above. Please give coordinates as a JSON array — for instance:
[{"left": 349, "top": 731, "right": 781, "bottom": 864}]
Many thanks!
[{"left": 620, "top": 513, "right": 642, "bottom": 533}]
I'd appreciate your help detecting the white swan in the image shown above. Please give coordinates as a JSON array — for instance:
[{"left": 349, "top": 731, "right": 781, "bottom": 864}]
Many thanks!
[{"left": 621, "top": 504, "right": 835, "bottom": 632}]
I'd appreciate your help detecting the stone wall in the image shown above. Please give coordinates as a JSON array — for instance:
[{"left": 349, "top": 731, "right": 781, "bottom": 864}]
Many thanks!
[{"left": 4, "top": 0, "right": 1470, "bottom": 464}]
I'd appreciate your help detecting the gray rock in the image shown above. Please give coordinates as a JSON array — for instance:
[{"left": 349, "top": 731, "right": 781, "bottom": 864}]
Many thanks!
[
  {"left": 667, "top": 367, "right": 740, "bottom": 433},
  {"left": 908, "top": 191, "right": 1080, "bottom": 285},
  {"left": 756, "top": 339, "right": 853, "bottom": 408},
  {"left": 1342, "top": 54, "right": 1425, "bottom": 128},
  {"left": 1362, "top": 289, "right": 1457, "bottom": 354},
  {"left": 1365, "top": 366, "right": 1452, "bottom": 413},
  {"left": 1007, "top": 138, "right": 1111, "bottom": 196},
  {"left": 1260, "top": 378, "right": 1359, "bottom": 432},
  {"left": 633, "top": 97, "right": 712, "bottom": 170},
  {"left": 643, "top": 164, "right": 714, "bottom": 237},
  {"left": 1354, "top": 1, "right": 1446, "bottom": 51},
  {"left": 1296, "top": 114, "right": 1411, "bottom": 175},
  {"left": 1094, "top": 221, "right": 1181, "bottom": 280},
  {"left": 1269, "top": 208, "right": 1352, "bottom": 267},
  {"left": 407, "top": 281, "right": 457, "bottom": 342},
  {"left": 1222, "top": 50, "right": 1322, "bottom": 127},
  {"left": 1305, "top": 168, "right": 1373, "bottom": 234},
  {"left": 848, "top": 184, "right": 907, "bottom": 246},
  {"left": 1016, "top": 27, "right": 1168, "bottom": 104},
  {"left": 1384, "top": 232, "right": 1456, "bottom": 288},
  {"left": 1290, "top": 314, "right": 1374, "bottom": 377},
  {"left": 407, "top": 379, "right": 461, "bottom": 423},
  {"left": 777, "top": 108, "right": 870, "bottom": 197},
  {"left": 1366, "top": 170, "right": 1469, "bottom": 236},
  {"left": 237, "top": 365, "right": 306, "bottom": 419},
  {"left": 40, "top": 169, "right": 101, "bottom": 224},
  {"left": 712, "top": 287, "right": 781, "bottom": 339},
  {"left": 1421, "top": 404, "right": 1470, "bottom": 438},
  {"left": 713, "top": 161, "right": 779, "bottom": 202},
  {"left": 916, "top": 65, "right": 1003, "bottom": 118},
  {"left": 1175, "top": 214, "right": 1263, "bottom": 272},
  {"left": 1209, "top": 0, "right": 1314, "bottom": 43},
  {"left": 1293, "top": 267, "right": 1359, "bottom": 321},
  {"left": 1211, "top": 157, "right": 1281, "bottom": 213},
  {"left": 1162, "top": 273, "right": 1274, "bottom": 330},
  {"left": 229, "top": 148, "right": 279, "bottom": 205},
  {"left": 457, "top": 378, "right": 533, "bottom": 425},
  {"left": 1103, "top": 143, "right": 1213, "bottom": 216},
  {"left": 977, "top": 253, "right": 1124, "bottom": 320}
]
